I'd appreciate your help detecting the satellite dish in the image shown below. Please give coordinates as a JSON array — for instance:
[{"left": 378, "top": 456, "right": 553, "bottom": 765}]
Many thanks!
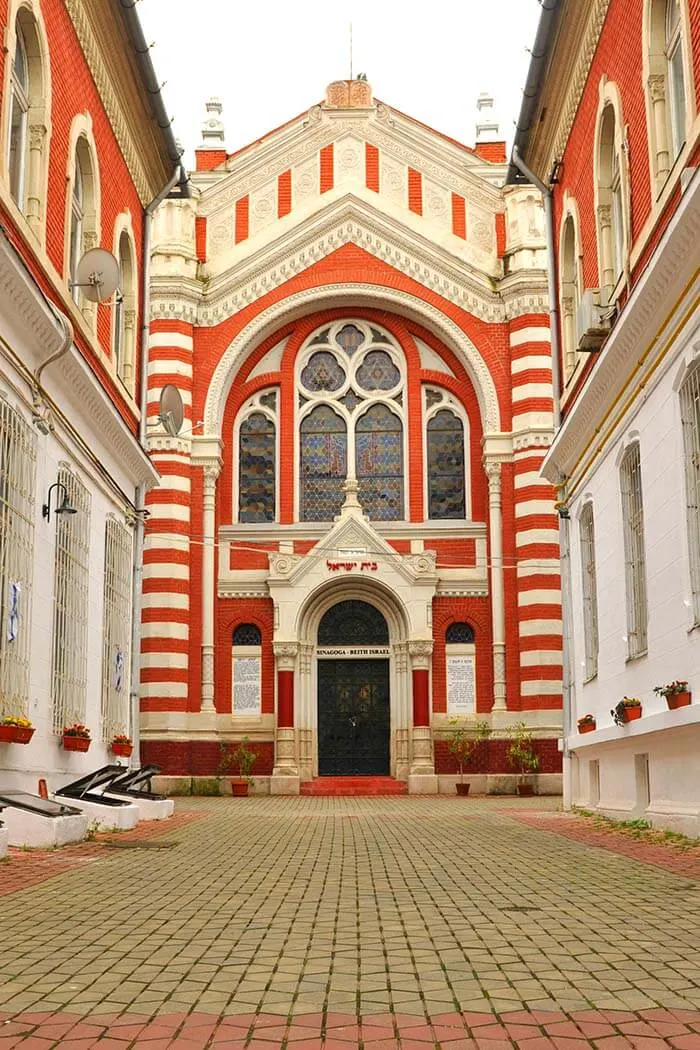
[
  {"left": 159, "top": 385, "right": 184, "bottom": 437},
  {"left": 72, "top": 248, "right": 120, "bottom": 303}
]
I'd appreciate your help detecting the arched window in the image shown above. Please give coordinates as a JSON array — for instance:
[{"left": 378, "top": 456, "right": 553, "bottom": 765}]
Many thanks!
[
  {"left": 355, "top": 404, "right": 403, "bottom": 520},
  {"left": 446, "top": 622, "right": 474, "bottom": 644},
  {"left": 8, "top": 23, "right": 29, "bottom": 208},
  {"left": 297, "top": 320, "right": 405, "bottom": 522},
  {"left": 559, "top": 212, "right": 581, "bottom": 380},
  {"left": 646, "top": 0, "right": 689, "bottom": 194},
  {"left": 67, "top": 130, "right": 99, "bottom": 324},
  {"left": 233, "top": 623, "right": 262, "bottom": 646},
  {"left": 619, "top": 442, "right": 648, "bottom": 658},
  {"left": 5, "top": 7, "right": 49, "bottom": 237},
  {"left": 239, "top": 411, "right": 276, "bottom": 522},
  {"left": 679, "top": 362, "right": 700, "bottom": 624},
  {"left": 318, "top": 600, "right": 389, "bottom": 645},
  {"left": 300, "top": 405, "right": 347, "bottom": 521},
  {"left": 113, "top": 227, "right": 137, "bottom": 391},
  {"left": 596, "top": 102, "right": 626, "bottom": 303},
  {"left": 427, "top": 409, "right": 466, "bottom": 519}
]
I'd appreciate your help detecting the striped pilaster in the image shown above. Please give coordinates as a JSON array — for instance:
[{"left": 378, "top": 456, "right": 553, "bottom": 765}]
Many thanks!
[
  {"left": 510, "top": 317, "right": 563, "bottom": 711},
  {"left": 141, "top": 321, "right": 194, "bottom": 713}
]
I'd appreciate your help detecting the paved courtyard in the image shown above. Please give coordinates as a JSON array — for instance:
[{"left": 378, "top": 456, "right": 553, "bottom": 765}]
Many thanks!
[{"left": 1, "top": 796, "right": 699, "bottom": 1048}]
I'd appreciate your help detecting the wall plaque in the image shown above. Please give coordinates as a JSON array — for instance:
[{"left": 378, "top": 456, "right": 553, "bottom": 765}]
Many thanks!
[
  {"left": 232, "top": 656, "right": 261, "bottom": 715},
  {"left": 447, "top": 655, "right": 475, "bottom": 715}
]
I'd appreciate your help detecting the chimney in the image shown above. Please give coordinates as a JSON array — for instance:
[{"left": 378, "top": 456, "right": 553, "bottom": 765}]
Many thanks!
[
  {"left": 195, "top": 97, "right": 227, "bottom": 172},
  {"left": 474, "top": 92, "right": 506, "bottom": 163}
]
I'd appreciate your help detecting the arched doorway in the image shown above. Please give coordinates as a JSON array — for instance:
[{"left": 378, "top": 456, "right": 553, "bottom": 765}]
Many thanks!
[{"left": 317, "top": 600, "right": 390, "bottom": 775}]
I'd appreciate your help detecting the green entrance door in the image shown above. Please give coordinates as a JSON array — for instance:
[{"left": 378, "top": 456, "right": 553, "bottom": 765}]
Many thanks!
[{"left": 317, "top": 659, "right": 390, "bottom": 775}]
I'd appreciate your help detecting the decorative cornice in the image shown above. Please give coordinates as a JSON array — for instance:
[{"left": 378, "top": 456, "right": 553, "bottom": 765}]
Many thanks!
[{"left": 64, "top": 1, "right": 163, "bottom": 204}]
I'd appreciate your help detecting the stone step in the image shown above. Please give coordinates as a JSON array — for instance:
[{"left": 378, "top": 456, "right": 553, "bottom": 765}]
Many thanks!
[{"left": 300, "top": 776, "right": 408, "bottom": 796}]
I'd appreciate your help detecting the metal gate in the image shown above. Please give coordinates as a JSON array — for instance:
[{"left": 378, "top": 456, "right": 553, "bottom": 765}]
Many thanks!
[{"left": 317, "top": 659, "right": 390, "bottom": 775}]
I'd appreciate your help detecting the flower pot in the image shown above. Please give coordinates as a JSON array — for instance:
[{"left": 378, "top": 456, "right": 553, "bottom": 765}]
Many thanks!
[
  {"left": 517, "top": 783, "right": 535, "bottom": 796},
  {"left": 230, "top": 779, "right": 249, "bottom": 797},
  {"left": 667, "top": 691, "right": 691, "bottom": 710},
  {"left": 456, "top": 782, "right": 471, "bottom": 796},
  {"left": 111, "top": 742, "right": 133, "bottom": 758},
  {"left": 62, "top": 735, "right": 91, "bottom": 752},
  {"left": 578, "top": 721, "right": 596, "bottom": 734},
  {"left": 622, "top": 706, "right": 642, "bottom": 723},
  {"left": 0, "top": 725, "right": 35, "bottom": 744}
]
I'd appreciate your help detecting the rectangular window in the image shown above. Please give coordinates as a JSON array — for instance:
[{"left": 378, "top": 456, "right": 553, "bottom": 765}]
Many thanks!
[
  {"left": 0, "top": 397, "right": 37, "bottom": 717},
  {"left": 579, "top": 502, "right": 599, "bottom": 680},
  {"left": 51, "top": 464, "right": 91, "bottom": 732},
  {"left": 620, "top": 443, "right": 648, "bottom": 658},
  {"left": 668, "top": 39, "right": 686, "bottom": 158},
  {"left": 680, "top": 364, "right": 700, "bottom": 624},
  {"left": 101, "top": 517, "right": 132, "bottom": 741}
]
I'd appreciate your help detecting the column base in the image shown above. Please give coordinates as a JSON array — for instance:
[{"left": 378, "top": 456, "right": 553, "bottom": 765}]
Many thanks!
[
  {"left": 407, "top": 774, "right": 439, "bottom": 795},
  {"left": 269, "top": 775, "right": 300, "bottom": 795}
]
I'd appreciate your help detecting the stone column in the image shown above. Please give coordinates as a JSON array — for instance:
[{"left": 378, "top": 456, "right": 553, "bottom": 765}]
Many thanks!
[
  {"left": 648, "top": 74, "right": 670, "bottom": 186},
  {"left": 271, "top": 642, "right": 300, "bottom": 794},
  {"left": 407, "top": 640, "right": 438, "bottom": 794},
  {"left": 26, "top": 124, "right": 47, "bottom": 238},
  {"left": 597, "top": 204, "right": 615, "bottom": 301},
  {"left": 486, "top": 461, "right": 507, "bottom": 712},
  {"left": 200, "top": 461, "right": 220, "bottom": 714}
]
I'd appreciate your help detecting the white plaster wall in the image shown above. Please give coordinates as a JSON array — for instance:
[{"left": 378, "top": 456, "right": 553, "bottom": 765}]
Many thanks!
[{"left": 566, "top": 315, "right": 700, "bottom": 830}]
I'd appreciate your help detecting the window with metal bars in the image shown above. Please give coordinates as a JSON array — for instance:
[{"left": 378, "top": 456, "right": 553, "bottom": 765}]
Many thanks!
[
  {"left": 680, "top": 362, "right": 700, "bottom": 624},
  {"left": 51, "top": 464, "right": 91, "bottom": 732},
  {"left": 101, "top": 517, "right": 132, "bottom": 741},
  {"left": 579, "top": 503, "right": 599, "bottom": 680},
  {"left": 619, "top": 444, "right": 648, "bottom": 658},
  {"left": 0, "top": 397, "right": 37, "bottom": 718}
]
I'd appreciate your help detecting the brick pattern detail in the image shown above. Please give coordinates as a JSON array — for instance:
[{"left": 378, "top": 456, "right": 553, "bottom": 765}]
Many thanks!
[
  {"left": 278, "top": 170, "right": 292, "bottom": 217},
  {"left": 235, "top": 195, "right": 249, "bottom": 243},
  {"left": 434, "top": 736, "right": 562, "bottom": 774},
  {"left": 365, "top": 144, "right": 379, "bottom": 192},
  {"left": 320, "top": 144, "right": 334, "bottom": 193},
  {"left": 451, "top": 193, "right": 466, "bottom": 239},
  {"left": 140, "top": 739, "right": 274, "bottom": 775},
  {"left": 408, "top": 168, "right": 423, "bottom": 214},
  {"left": 195, "top": 149, "right": 227, "bottom": 172},
  {"left": 474, "top": 141, "right": 507, "bottom": 163},
  {"left": 425, "top": 539, "right": 476, "bottom": 567},
  {"left": 495, "top": 213, "right": 506, "bottom": 258},
  {"left": 195, "top": 216, "right": 207, "bottom": 262}
]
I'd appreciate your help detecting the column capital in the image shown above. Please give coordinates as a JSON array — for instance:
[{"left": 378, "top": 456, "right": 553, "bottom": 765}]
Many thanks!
[
  {"left": 408, "top": 639, "right": 433, "bottom": 668},
  {"left": 273, "top": 641, "right": 299, "bottom": 670},
  {"left": 201, "top": 460, "right": 222, "bottom": 486},
  {"left": 648, "top": 73, "right": 666, "bottom": 103}
]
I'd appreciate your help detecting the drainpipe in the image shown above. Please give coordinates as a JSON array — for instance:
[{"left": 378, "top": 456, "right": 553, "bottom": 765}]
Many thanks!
[
  {"left": 129, "top": 163, "right": 185, "bottom": 767},
  {"left": 510, "top": 145, "right": 573, "bottom": 809}
]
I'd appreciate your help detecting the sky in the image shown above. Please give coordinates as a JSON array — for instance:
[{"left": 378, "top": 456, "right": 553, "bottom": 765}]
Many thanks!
[{"left": 138, "top": 0, "right": 541, "bottom": 165}]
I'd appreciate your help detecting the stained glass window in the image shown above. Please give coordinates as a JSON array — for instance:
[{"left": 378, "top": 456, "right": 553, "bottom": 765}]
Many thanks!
[
  {"left": 426, "top": 389, "right": 443, "bottom": 409},
  {"left": 239, "top": 413, "right": 275, "bottom": 523},
  {"left": 340, "top": 389, "right": 364, "bottom": 413},
  {"left": 318, "top": 600, "right": 389, "bottom": 645},
  {"left": 356, "top": 350, "right": 400, "bottom": 391},
  {"left": 427, "top": 410, "right": 466, "bottom": 520},
  {"left": 233, "top": 623, "right": 262, "bottom": 646},
  {"left": 336, "top": 324, "right": 365, "bottom": 355},
  {"left": 300, "top": 406, "right": 347, "bottom": 521},
  {"left": 356, "top": 405, "right": 403, "bottom": 520},
  {"left": 446, "top": 622, "right": 474, "bottom": 644},
  {"left": 260, "top": 391, "right": 277, "bottom": 411},
  {"left": 301, "top": 351, "right": 345, "bottom": 392}
]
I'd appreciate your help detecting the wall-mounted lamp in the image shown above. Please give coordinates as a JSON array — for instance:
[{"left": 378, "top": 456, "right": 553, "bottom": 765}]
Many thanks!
[{"left": 42, "top": 482, "right": 77, "bottom": 523}]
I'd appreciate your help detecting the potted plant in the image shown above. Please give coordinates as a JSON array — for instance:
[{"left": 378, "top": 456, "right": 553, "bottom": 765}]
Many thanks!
[
  {"left": 506, "top": 722, "right": 540, "bottom": 796},
  {"left": 111, "top": 733, "right": 133, "bottom": 758},
  {"left": 0, "top": 715, "right": 35, "bottom": 744},
  {"left": 577, "top": 714, "right": 596, "bottom": 734},
  {"left": 653, "top": 680, "right": 691, "bottom": 710},
  {"left": 444, "top": 718, "right": 491, "bottom": 795},
  {"left": 219, "top": 737, "right": 257, "bottom": 797},
  {"left": 62, "top": 724, "right": 91, "bottom": 752},
  {"left": 611, "top": 697, "right": 642, "bottom": 726}
]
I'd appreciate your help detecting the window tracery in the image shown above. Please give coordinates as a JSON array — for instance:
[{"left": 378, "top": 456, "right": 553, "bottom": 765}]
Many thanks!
[
  {"left": 237, "top": 391, "right": 277, "bottom": 523},
  {"left": 424, "top": 388, "right": 468, "bottom": 520}
]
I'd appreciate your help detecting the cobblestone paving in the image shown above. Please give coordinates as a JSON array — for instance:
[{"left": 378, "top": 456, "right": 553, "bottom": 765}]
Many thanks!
[{"left": 1, "top": 796, "right": 699, "bottom": 1048}]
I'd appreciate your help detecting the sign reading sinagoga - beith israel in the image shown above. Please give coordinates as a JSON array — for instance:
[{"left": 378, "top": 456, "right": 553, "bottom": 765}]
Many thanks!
[
  {"left": 232, "top": 656, "right": 261, "bottom": 715},
  {"left": 447, "top": 655, "right": 475, "bottom": 715}
]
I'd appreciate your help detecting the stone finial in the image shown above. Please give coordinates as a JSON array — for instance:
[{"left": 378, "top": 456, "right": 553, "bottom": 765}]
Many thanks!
[
  {"left": 200, "top": 97, "right": 225, "bottom": 149},
  {"left": 475, "top": 91, "right": 501, "bottom": 143}
]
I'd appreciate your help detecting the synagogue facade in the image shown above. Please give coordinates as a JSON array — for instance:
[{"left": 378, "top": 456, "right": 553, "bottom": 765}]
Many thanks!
[{"left": 141, "top": 81, "right": 563, "bottom": 793}]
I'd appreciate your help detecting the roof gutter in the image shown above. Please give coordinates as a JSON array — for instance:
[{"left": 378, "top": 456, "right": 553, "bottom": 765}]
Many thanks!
[
  {"left": 506, "top": 0, "right": 562, "bottom": 185},
  {"left": 118, "top": 0, "right": 189, "bottom": 195}
]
